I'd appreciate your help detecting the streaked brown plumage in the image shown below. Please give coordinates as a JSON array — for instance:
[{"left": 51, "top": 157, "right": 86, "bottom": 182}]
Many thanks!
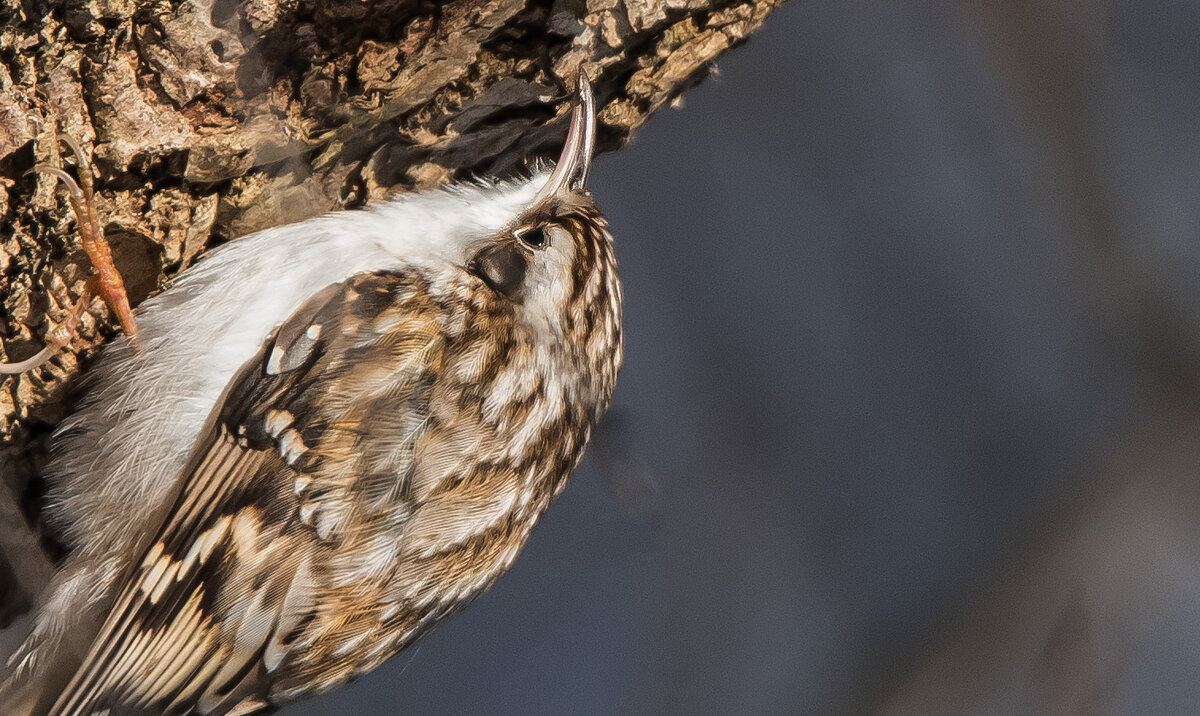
[{"left": 2, "top": 76, "right": 622, "bottom": 715}]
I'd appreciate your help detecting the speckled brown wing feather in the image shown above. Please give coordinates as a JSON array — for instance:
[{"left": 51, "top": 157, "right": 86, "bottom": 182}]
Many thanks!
[{"left": 48, "top": 271, "right": 453, "bottom": 716}]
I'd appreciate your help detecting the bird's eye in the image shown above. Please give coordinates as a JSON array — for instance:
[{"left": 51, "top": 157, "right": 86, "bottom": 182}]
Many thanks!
[{"left": 517, "top": 226, "right": 549, "bottom": 250}]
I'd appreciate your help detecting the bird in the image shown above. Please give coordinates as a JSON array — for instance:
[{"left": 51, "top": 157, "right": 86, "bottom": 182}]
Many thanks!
[{"left": 0, "top": 73, "right": 622, "bottom": 715}]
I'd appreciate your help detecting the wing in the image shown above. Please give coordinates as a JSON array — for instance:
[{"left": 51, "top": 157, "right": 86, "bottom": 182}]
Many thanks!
[{"left": 47, "top": 270, "right": 451, "bottom": 716}]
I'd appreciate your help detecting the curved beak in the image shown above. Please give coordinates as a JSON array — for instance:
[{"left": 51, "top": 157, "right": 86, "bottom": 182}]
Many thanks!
[{"left": 534, "top": 72, "right": 597, "bottom": 203}]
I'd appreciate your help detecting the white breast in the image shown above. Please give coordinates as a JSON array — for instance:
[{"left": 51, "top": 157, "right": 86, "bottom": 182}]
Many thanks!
[{"left": 43, "top": 177, "right": 543, "bottom": 552}]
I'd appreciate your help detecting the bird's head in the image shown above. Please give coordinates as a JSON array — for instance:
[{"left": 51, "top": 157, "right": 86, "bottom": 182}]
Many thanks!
[{"left": 467, "top": 74, "right": 623, "bottom": 412}]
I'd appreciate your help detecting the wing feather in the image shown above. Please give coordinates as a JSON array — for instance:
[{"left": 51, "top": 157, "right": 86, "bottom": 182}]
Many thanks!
[{"left": 47, "top": 270, "right": 448, "bottom": 716}]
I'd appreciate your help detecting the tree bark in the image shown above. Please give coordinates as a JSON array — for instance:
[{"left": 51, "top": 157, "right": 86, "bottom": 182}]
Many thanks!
[{"left": 0, "top": 0, "right": 785, "bottom": 617}]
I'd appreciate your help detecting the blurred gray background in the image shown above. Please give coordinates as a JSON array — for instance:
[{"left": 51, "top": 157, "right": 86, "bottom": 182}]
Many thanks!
[{"left": 293, "top": 1, "right": 1200, "bottom": 714}]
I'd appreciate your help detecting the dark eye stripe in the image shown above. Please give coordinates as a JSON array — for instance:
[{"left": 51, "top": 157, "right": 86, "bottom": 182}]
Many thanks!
[{"left": 471, "top": 243, "right": 527, "bottom": 299}]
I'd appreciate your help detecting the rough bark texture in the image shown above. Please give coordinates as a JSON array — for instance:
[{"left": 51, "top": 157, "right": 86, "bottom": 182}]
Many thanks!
[{"left": 0, "top": 0, "right": 784, "bottom": 618}]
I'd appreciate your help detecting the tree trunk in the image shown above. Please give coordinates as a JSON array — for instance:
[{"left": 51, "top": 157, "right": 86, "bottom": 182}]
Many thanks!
[{"left": 0, "top": 0, "right": 785, "bottom": 619}]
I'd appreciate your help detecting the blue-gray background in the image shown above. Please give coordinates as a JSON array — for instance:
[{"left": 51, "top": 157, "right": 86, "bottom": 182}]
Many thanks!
[{"left": 294, "top": 1, "right": 1200, "bottom": 714}]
